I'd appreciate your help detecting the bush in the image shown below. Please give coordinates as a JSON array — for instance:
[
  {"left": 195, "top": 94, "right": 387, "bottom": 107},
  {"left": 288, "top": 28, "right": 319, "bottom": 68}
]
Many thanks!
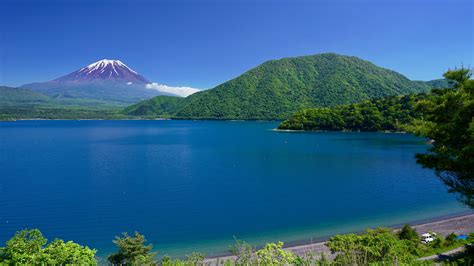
[
  {"left": 0, "top": 229, "right": 96, "bottom": 265},
  {"left": 256, "top": 241, "right": 295, "bottom": 265},
  {"left": 327, "top": 228, "right": 418, "bottom": 265},
  {"left": 398, "top": 224, "right": 420, "bottom": 241},
  {"left": 107, "top": 232, "right": 156, "bottom": 265},
  {"left": 445, "top": 233, "right": 458, "bottom": 246}
]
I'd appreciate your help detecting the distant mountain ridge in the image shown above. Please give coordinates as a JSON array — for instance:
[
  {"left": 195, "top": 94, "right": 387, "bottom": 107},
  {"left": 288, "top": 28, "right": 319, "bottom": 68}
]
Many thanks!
[
  {"left": 124, "top": 53, "right": 433, "bottom": 119},
  {"left": 0, "top": 86, "right": 51, "bottom": 107},
  {"left": 20, "top": 59, "right": 196, "bottom": 105}
]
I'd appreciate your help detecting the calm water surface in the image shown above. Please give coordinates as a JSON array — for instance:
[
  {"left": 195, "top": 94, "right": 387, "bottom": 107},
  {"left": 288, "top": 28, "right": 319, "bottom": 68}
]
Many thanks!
[{"left": 0, "top": 120, "right": 469, "bottom": 257}]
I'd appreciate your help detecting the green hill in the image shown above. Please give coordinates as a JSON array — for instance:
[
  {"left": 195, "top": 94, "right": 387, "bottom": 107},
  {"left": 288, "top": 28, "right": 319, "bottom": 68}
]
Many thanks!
[
  {"left": 424, "top": 78, "right": 451, "bottom": 88},
  {"left": 123, "top": 53, "right": 432, "bottom": 119},
  {"left": 121, "top": 96, "right": 186, "bottom": 117},
  {"left": 0, "top": 86, "right": 122, "bottom": 120},
  {"left": 0, "top": 86, "right": 52, "bottom": 107}
]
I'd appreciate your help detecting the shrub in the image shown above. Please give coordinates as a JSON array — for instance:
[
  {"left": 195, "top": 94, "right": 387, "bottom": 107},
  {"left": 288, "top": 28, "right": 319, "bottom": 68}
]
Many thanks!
[
  {"left": 0, "top": 229, "right": 96, "bottom": 265},
  {"left": 398, "top": 224, "right": 420, "bottom": 241}
]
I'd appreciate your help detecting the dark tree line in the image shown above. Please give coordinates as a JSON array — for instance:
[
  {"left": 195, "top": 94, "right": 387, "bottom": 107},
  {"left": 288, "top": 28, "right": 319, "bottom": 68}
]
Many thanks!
[{"left": 278, "top": 94, "right": 424, "bottom": 131}]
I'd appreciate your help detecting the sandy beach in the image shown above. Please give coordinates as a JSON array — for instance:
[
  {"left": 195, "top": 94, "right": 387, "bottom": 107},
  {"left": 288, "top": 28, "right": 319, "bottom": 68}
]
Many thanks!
[{"left": 204, "top": 212, "right": 474, "bottom": 264}]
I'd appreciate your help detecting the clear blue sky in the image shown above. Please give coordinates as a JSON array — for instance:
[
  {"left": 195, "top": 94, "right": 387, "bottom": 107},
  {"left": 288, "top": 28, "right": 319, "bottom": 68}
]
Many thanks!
[{"left": 0, "top": 0, "right": 472, "bottom": 88}]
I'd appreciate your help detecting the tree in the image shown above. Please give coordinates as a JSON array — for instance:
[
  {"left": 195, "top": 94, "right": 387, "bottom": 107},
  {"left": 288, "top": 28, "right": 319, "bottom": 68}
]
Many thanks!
[
  {"left": 398, "top": 224, "right": 419, "bottom": 242},
  {"left": 255, "top": 241, "right": 295, "bottom": 265},
  {"left": 326, "top": 228, "right": 417, "bottom": 265},
  {"left": 0, "top": 229, "right": 47, "bottom": 264},
  {"left": 413, "top": 68, "right": 474, "bottom": 207},
  {"left": 0, "top": 229, "right": 96, "bottom": 265},
  {"left": 107, "top": 232, "right": 156, "bottom": 265},
  {"left": 42, "top": 239, "right": 97, "bottom": 265},
  {"left": 445, "top": 233, "right": 457, "bottom": 246},
  {"left": 186, "top": 252, "right": 206, "bottom": 265},
  {"left": 228, "top": 237, "right": 255, "bottom": 265}
]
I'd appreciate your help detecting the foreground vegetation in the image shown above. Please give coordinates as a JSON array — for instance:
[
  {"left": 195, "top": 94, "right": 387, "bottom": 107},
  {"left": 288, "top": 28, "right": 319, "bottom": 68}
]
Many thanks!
[
  {"left": 0, "top": 229, "right": 96, "bottom": 265},
  {"left": 1, "top": 227, "right": 473, "bottom": 265}
]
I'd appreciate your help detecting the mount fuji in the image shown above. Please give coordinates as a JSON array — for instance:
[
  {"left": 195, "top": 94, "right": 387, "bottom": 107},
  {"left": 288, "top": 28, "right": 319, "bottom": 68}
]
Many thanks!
[
  {"left": 21, "top": 59, "right": 199, "bottom": 105},
  {"left": 54, "top": 59, "right": 151, "bottom": 84}
]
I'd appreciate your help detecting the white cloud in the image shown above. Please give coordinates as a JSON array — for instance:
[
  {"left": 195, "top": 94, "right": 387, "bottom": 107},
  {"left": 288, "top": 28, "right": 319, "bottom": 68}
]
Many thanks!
[{"left": 145, "top": 83, "right": 201, "bottom": 97}]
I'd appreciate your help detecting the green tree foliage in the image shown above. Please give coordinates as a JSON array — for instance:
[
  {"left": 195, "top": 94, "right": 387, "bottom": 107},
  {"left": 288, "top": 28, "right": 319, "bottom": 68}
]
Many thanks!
[
  {"left": 445, "top": 233, "right": 457, "bottom": 246},
  {"left": 278, "top": 94, "right": 423, "bottom": 131},
  {"left": 107, "top": 232, "right": 157, "bottom": 265},
  {"left": 255, "top": 241, "right": 295, "bottom": 265},
  {"left": 424, "top": 78, "right": 451, "bottom": 89},
  {"left": 398, "top": 224, "right": 420, "bottom": 242},
  {"left": 0, "top": 229, "right": 96, "bottom": 265},
  {"left": 228, "top": 237, "right": 255, "bottom": 265},
  {"left": 160, "top": 252, "right": 207, "bottom": 266},
  {"left": 123, "top": 53, "right": 432, "bottom": 120},
  {"left": 326, "top": 228, "right": 417, "bottom": 265},
  {"left": 121, "top": 95, "right": 186, "bottom": 117},
  {"left": 412, "top": 68, "right": 474, "bottom": 207},
  {"left": 41, "top": 239, "right": 97, "bottom": 265},
  {"left": 185, "top": 252, "right": 206, "bottom": 265}
]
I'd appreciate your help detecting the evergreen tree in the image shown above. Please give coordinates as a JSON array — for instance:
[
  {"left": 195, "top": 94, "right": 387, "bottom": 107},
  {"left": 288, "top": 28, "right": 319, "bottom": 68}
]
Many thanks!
[
  {"left": 107, "top": 232, "right": 157, "bottom": 265},
  {"left": 413, "top": 68, "right": 474, "bottom": 207},
  {"left": 398, "top": 225, "right": 419, "bottom": 241}
]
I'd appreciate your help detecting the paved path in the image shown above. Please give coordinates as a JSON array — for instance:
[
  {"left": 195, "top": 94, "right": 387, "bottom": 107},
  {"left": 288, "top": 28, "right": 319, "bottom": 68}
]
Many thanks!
[{"left": 417, "top": 246, "right": 465, "bottom": 261}]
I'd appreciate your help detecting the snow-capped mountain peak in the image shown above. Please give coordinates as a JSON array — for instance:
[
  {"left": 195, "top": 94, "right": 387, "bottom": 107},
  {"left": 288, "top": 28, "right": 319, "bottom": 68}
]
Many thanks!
[
  {"left": 80, "top": 59, "right": 138, "bottom": 75},
  {"left": 21, "top": 59, "right": 201, "bottom": 101},
  {"left": 53, "top": 59, "right": 150, "bottom": 84}
]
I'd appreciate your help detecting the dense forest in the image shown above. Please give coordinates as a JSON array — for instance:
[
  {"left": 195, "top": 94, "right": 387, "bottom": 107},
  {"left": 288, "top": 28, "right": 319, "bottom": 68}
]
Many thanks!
[
  {"left": 121, "top": 96, "right": 186, "bottom": 117},
  {"left": 278, "top": 94, "right": 424, "bottom": 131},
  {"left": 121, "top": 53, "right": 433, "bottom": 119},
  {"left": 0, "top": 106, "right": 123, "bottom": 120}
]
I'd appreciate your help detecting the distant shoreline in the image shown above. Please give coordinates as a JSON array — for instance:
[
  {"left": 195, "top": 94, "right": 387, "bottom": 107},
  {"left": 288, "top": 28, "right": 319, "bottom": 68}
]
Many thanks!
[
  {"left": 0, "top": 118, "right": 283, "bottom": 122},
  {"left": 273, "top": 128, "right": 408, "bottom": 134},
  {"left": 205, "top": 211, "right": 474, "bottom": 262}
]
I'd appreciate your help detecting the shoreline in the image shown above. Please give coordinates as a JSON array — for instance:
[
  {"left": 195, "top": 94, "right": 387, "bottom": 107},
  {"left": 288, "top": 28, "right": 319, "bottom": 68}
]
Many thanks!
[
  {"left": 283, "top": 210, "right": 474, "bottom": 249},
  {"left": 0, "top": 118, "right": 282, "bottom": 122},
  {"left": 273, "top": 128, "right": 408, "bottom": 134},
  {"left": 204, "top": 211, "right": 474, "bottom": 262}
]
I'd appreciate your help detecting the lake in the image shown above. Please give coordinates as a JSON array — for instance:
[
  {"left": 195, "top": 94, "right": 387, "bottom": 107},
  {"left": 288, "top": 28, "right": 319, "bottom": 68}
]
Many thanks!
[{"left": 0, "top": 120, "right": 469, "bottom": 257}]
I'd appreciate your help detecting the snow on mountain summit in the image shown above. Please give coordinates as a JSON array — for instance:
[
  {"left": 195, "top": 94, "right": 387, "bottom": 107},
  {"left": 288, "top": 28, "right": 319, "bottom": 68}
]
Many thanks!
[
  {"left": 53, "top": 59, "right": 151, "bottom": 84},
  {"left": 22, "top": 59, "right": 201, "bottom": 99},
  {"left": 81, "top": 59, "right": 137, "bottom": 74}
]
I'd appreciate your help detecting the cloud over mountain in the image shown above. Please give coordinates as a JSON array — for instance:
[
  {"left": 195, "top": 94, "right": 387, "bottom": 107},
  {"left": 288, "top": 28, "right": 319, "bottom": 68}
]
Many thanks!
[{"left": 145, "top": 83, "right": 200, "bottom": 97}]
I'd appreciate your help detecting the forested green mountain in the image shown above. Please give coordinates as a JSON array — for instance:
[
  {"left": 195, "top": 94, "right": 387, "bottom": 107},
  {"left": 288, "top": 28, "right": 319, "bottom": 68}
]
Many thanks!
[
  {"left": 123, "top": 53, "right": 432, "bottom": 119},
  {"left": 277, "top": 94, "right": 425, "bottom": 131},
  {"left": 423, "top": 78, "right": 450, "bottom": 88},
  {"left": 121, "top": 96, "right": 186, "bottom": 116}
]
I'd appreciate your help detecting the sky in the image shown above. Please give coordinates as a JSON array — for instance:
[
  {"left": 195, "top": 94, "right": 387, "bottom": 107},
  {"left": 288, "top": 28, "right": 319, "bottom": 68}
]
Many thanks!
[{"left": 0, "top": 0, "right": 472, "bottom": 89}]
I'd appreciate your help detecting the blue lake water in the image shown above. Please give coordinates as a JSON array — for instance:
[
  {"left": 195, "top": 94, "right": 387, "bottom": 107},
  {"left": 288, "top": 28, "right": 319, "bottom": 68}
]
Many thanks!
[{"left": 0, "top": 120, "right": 470, "bottom": 257}]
